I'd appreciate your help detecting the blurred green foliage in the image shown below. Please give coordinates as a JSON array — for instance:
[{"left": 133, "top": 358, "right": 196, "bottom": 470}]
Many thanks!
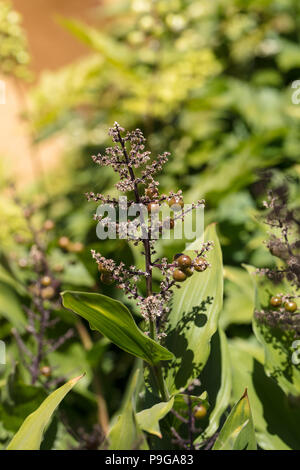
[
  {"left": 0, "top": 1, "right": 31, "bottom": 79},
  {"left": 0, "top": 0, "right": 300, "bottom": 450},
  {"left": 27, "top": 0, "right": 300, "bottom": 264}
]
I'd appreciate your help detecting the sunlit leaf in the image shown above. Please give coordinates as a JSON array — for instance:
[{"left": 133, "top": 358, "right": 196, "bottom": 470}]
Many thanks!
[
  {"left": 62, "top": 291, "right": 174, "bottom": 365},
  {"left": 108, "top": 370, "right": 148, "bottom": 450},
  {"left": 195, "top": 328, "right": 231, "bottom": 444},
  {"left": 245, "top": 265, "right": 300, "bottom": 397},
  {"left": 213, "top": 390, "right": 256, "bottom": 450},
  {"left": 6, "top": 375, "right": 83, "bottom": 450},
  {"left": 136, "top": 398, "right": 174, "bottom": 438},
  {"left": 164, "top": 224, "right": 223, "bottom": 394},
  {"left": 229, "top": 339, "right": 300, "bottom": 450}
]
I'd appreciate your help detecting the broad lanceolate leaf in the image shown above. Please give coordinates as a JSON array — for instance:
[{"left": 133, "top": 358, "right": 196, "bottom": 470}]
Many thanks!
[
  {"left": 108, "top": 370, "right": 148, "bottom": 450},
  {"left": 0, "top": 282, "right": 27, "bottom": 332},
  {"left": 229, "top": 339, "right": 300, "bottom": 450},
  {"left": 60, "top": 18, "right": 140, "bottom": 84},
  {"left": 194, "top": 328, "right": 231, "bottom": 444},
  {"left": 164, "top": 224, "right": 223, "bottom": 394},
  {"left": 213, "top": 390, "right": 256, "bottom": 450},
  {"left": 245, "top": 265, "right": 300, "bottom": 397},
  {"left": 136, "top": 398, "right": 174, "bottom": 438},
  {"left": 221, "top": 266, "right": 254, "bottom": 329},
  {"left": 0, "top": 365, "right": 47, "bottom": 433},
  {"left": 6, "top": 375, "right": 83, "bottom": 450},
  {"left": 62, "top": 291, "right": 173, "bottom": 365}
]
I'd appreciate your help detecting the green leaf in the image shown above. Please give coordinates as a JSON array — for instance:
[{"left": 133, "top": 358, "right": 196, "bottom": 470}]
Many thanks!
[
  {"left": 213, "top": 390, "right": 256, "bottom": 450},
  {"left": 0, "top": 282, "right": 27, "bottom": 332},
  {"left": 229, "top": 339, "right": 300, "bottom": 450},
  {"left": 0, "top": 365, "right": 47, "bottom": 432},
  {"left": 164, "top": 224, "right": 223, "bottom": 394},
  {"left": 136, "top": 398, "right": 174, "bottom": 438},
  {"left": 195, "top": 328, "right": 231, "bottom": 444},
  {"left": 108, "top": 370, "right": 148, "bottom": 450},
  {"left": 221, "top": 266, "right": 254, "bottom": 329},
  {"left": 6, "top": 375, "right": 83, "bottom": 450},
  {"left": 245, "top": 265, "right": 300, "bottom": 397},
  {"left": 59, "top": 18, "right": 139, "bottom": 83},
  {"left": 61, "top": 291, "right": 173, "bottom": 365},
  {"left": 0, "top": 265, "right": 27, "bottom": 296}
]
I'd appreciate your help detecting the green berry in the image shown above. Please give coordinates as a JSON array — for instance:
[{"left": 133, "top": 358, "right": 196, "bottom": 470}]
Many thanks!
[
  {"left": 40, "top": 366, "right": 52, "bottom": 377},
  {"left": 284, "top": 300, "right": 297, "bottom": 313},
  {"left": 270, "top": 295, "right": 282, "bottom": 307},
  {"left": 41, "top": 276, "right": 52, "bottom": 287},
  {"left": 194, "top": 405, "right": 207, "bottom": 419}
]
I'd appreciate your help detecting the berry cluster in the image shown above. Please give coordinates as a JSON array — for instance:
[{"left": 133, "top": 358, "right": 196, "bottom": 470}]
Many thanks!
[
  {"left": 172, "top": 252, "right": 210, "bottom": 283},
  {"left": 254, "top": 177, "right": 300, "bottom": 335},
  {"left": 58, "top": 236, "right": 84, "bottom": 254},
  {"left": 270, "top": 295, "right": 298, "bottom": 313},
  {"left": 88, "top": 123, "right": 210, "bottom": 336},
  {"left": 11, "top": 197, "right": 74, "bottom": 385}
]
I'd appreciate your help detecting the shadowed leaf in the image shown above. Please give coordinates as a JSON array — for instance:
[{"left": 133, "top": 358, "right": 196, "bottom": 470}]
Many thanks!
[{"left": 62, "top": 291, "right": 173, "bottom": 365}]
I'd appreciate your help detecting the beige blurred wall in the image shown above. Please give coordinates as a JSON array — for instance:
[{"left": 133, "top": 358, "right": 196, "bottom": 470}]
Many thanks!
[
  {"left": 0, "top": 0, "right": 103, "bottom": 185},
  {"left": 12, "top": 0, "right": 100, "bottom": 73}
]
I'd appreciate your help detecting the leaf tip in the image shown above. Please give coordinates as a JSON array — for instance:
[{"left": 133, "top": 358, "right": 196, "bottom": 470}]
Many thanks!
[{"left": 69, "top": 373, "right": 85, "bottom": 386}]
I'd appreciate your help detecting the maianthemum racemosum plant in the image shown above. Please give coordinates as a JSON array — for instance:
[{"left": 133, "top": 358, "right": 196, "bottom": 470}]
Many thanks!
[
  {"left": 4, "top": 193, "right": 107, "bottom": 449},
  {"left": 10, "top": 195, "right": 74, "bottom": 386},
  {"left": 255, "top": 182, "right": 300, "bottom": 334},
  {"left": 87, "top": 122, "right": 210, "bottom": 343},
  {"left": 62, "top": 123, "right": 219, "bottom": 449},
  {"left": 8, "top": 124, "right": 253, "bottom": 451}
]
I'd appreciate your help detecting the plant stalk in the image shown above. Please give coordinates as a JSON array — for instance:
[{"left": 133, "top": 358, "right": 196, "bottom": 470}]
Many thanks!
[{"left": 117, "top": 127, "right": 170, "bottom": 402}]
